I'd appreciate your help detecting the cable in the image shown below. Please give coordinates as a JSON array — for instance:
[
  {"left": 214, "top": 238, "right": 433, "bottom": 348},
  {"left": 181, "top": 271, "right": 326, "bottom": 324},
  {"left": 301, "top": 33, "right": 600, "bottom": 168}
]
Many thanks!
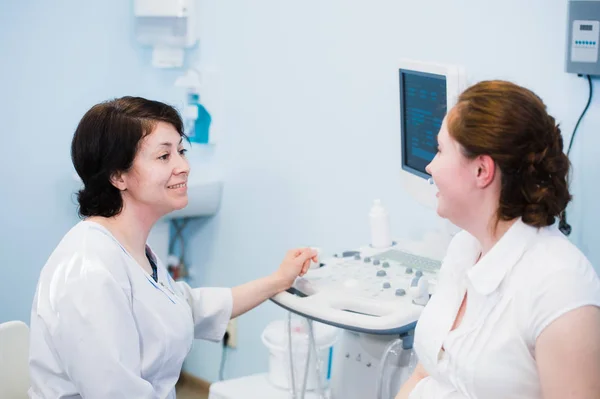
[
  {"left": 288, "top": 312, "right": 298, "bottom": 399},
  {"left": 218, "top": 331, "right": 229, "bottom": 381},
  {"left": 566, "top": 74, "right": 593, "bottom": 157},
  {"left": 560, "top": 74, "right": 593, "bottom": 236},
  {"left": 306, "top": 319, "right": 326, "bottom": 399},
  {"left": 299, "top": 330, "right": 311, "bottom": 399},
  {"left": 375, "top": 338, "right": 403, "bottom": 399}
]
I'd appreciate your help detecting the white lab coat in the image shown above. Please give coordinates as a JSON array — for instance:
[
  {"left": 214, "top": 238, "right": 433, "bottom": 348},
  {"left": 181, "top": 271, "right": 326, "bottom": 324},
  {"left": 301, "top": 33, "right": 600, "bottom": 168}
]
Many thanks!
[
  {"left": 28, "top": 221, "right": 233, "bottom": 399},
  {"left": 410, "top": 218, "right": 600, "bottom": 398}
]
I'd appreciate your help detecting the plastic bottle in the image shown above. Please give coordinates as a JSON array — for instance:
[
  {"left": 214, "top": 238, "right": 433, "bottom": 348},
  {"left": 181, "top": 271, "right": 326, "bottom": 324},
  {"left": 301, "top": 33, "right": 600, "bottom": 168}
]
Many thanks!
[
  {"left": 186, "top": 92, "right": 212, "bottom": 144},
  {"left": 369, "top": 199, "right": 392, "bottom": 248}
]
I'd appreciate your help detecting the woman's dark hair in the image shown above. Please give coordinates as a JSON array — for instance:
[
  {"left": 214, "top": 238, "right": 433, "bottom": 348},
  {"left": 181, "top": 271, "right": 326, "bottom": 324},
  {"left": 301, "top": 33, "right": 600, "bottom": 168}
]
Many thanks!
[
  {"left": 71, "top": 96, "right": 186, "bottom": 218},
  {"left": 448, "top": 80, "right": 572, "bottom": 228}
]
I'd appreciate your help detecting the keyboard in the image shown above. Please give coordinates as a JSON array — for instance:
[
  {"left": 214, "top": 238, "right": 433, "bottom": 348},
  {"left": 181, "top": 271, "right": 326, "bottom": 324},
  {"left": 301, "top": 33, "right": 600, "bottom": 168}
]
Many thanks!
[{"left": 373, "top": 249, "right": 442, "bottom": 273}]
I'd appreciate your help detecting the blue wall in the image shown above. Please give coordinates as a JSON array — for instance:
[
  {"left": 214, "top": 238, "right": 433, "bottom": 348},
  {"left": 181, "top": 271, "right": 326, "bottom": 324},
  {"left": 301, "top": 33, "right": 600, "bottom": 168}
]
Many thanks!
[
  {"left": 0, "top": 1, "right": 180, "bottom": 323},
  {"left": 2, "top": 0, "right": 599, "bottom": 387},
  {"left": 182, "top": 0, "right": 600, "bottom": 382}
]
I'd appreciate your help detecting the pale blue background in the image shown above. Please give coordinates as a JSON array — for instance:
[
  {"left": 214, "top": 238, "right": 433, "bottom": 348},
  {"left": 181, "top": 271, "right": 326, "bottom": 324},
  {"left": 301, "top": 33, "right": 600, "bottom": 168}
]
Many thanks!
[{"left": 1, "top": 0, "right": 598, "bottom": 383}]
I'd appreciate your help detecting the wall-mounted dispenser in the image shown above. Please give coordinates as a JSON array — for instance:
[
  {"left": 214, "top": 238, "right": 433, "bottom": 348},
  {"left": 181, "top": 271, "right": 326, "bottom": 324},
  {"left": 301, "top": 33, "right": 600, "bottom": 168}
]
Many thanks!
[{"left": 134, "top": 0, "right": 198, "bottom": 68}]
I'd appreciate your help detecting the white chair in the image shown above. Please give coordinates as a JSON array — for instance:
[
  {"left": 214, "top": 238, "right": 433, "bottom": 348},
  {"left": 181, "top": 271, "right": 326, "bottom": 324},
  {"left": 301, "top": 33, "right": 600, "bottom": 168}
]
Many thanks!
[{"left": 0, "top": 321, "right": 30, "bottom": 399}]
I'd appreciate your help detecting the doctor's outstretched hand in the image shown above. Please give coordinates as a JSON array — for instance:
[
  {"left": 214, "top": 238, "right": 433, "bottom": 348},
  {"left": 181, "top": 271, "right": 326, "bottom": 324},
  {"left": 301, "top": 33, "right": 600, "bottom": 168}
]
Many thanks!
[
  {"left": 274, "top": 248, "right": 319, "bottom": 288},
  {"left": 230, "top": 247, "right": 318, "bottom": 319}
]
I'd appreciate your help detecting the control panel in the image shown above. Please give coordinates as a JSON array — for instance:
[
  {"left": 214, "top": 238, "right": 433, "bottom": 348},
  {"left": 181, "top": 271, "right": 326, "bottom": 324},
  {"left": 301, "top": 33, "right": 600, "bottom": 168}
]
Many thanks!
[{"left": 271, "top": 245, "right": 442, "bottom": 335}]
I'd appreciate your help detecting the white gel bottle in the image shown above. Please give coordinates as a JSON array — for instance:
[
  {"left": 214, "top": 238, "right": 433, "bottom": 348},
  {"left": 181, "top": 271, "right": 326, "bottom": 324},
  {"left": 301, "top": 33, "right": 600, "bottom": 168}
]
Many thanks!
[{"left": 369, "top": 199, "right": 392, "bottom": 248}]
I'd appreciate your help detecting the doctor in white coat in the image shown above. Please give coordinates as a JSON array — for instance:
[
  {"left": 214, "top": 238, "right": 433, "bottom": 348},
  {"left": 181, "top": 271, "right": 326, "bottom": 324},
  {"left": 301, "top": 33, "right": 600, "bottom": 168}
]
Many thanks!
[{"left": 28, "top": 96, "right": 318, "bottom": 399}]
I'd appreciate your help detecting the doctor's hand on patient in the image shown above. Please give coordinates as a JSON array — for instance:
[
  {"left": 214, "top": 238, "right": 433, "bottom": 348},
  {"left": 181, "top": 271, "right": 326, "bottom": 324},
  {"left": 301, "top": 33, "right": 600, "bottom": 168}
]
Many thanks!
[{"left": 230, "top": 248, "right": 318, "bottom": 318}]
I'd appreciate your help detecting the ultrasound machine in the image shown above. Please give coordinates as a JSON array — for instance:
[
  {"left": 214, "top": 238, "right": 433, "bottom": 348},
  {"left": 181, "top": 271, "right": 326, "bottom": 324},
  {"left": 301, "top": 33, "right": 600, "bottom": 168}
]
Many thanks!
[{"left": 209, "top": 60, "right": 467, "bottom": 399}]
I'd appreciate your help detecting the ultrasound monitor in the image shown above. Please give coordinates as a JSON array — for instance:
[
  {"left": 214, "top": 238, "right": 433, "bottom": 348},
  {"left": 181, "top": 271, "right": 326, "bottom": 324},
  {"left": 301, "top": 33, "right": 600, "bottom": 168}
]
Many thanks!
[
  {"left": 399, "top": 70, "right": 447, "bottom": 179},
  {"left": 397, "top": 60, "right": 466, "bottom": 209}
]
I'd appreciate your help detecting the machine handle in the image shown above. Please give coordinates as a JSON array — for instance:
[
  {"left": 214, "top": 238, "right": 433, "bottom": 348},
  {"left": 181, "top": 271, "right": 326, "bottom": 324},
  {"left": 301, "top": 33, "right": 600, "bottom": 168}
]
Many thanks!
[{"left": 271, "top": 290, "right": 422, "bottom": 333}]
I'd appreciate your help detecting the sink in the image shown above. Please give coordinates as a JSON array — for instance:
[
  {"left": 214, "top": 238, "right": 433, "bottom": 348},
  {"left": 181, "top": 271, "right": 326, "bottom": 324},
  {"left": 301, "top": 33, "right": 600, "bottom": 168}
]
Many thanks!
[{"left": 164, "top": 178, "right": 223, "bottom": 219}]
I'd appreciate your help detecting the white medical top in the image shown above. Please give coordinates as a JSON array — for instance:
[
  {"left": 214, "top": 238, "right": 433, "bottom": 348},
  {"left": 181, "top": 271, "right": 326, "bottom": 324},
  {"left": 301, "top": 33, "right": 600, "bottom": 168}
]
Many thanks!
[
  {"left": 28, "top": 221, "right": 233, "bottom": 399},
  {"left": 410, "top": 218, "right": 600, "bottom": 399}
]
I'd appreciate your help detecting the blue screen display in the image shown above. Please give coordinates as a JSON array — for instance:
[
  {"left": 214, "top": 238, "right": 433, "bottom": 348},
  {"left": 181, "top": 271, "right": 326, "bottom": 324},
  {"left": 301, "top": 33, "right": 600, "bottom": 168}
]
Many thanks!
[{"left": 399, "top": 69, "right": 447, "bottom": 178}]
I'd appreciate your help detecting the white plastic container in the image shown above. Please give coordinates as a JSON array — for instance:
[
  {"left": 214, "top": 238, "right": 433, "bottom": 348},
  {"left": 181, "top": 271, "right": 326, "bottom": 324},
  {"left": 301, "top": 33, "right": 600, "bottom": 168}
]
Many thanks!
[
  {"left": 261, "top": 318, "right": 338, "bottom": 392},
  {"left": 369, "top": 199, "right": 392, "bottom": 248}
]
